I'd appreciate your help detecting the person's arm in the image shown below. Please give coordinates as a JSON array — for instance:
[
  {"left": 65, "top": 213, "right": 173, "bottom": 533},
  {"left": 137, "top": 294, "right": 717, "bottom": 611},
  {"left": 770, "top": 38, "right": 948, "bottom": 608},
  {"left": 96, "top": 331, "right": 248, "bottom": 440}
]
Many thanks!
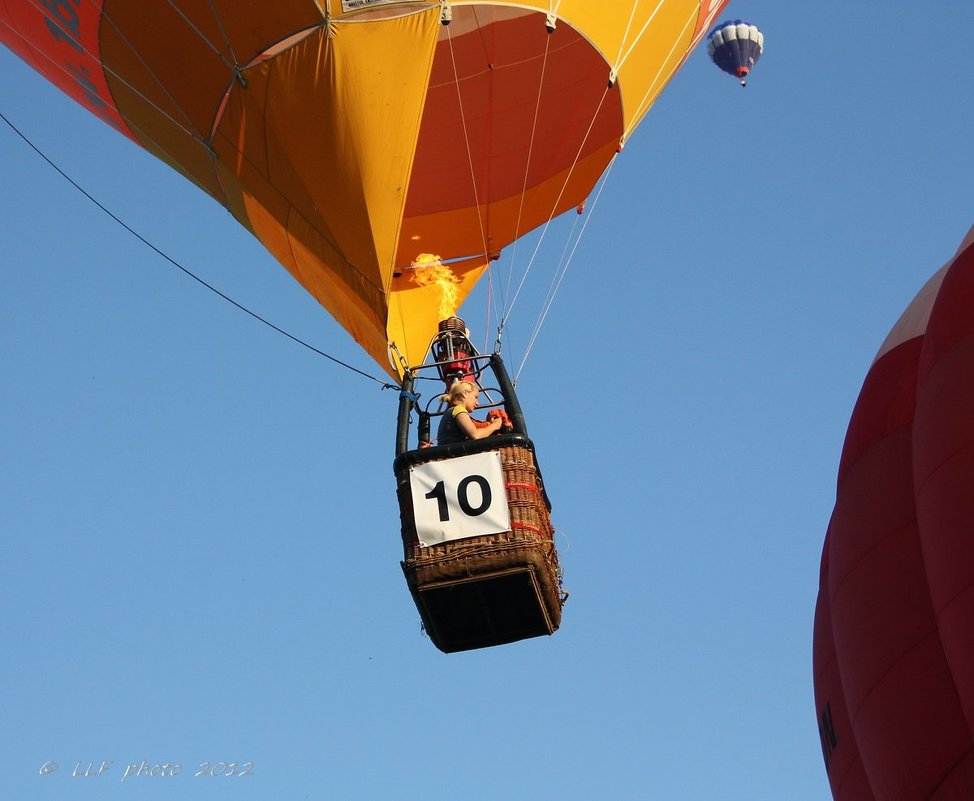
[{"left": 455, "top": 409, "right": 503, "bottom": 440}]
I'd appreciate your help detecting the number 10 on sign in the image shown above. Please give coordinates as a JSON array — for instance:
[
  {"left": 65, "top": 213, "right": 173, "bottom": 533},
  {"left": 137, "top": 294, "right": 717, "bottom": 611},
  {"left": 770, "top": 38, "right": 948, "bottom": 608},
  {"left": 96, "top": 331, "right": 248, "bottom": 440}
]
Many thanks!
[{"left": 409, "top": 452, "right": 511, "bottom": 547}]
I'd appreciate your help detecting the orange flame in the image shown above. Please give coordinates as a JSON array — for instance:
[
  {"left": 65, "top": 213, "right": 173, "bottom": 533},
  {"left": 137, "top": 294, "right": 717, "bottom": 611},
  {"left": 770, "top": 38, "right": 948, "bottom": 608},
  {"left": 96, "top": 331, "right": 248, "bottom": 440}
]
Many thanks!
[{"left": 409, "top": 253, "right": 460, "bottom": 320}]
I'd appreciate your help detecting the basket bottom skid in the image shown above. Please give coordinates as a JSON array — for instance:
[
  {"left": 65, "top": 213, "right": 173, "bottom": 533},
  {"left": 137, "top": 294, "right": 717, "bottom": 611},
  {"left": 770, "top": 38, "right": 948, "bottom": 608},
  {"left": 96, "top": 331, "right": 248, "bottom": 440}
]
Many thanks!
[{"left": 405, "top": 562, "right": 558, "bottom": 653}]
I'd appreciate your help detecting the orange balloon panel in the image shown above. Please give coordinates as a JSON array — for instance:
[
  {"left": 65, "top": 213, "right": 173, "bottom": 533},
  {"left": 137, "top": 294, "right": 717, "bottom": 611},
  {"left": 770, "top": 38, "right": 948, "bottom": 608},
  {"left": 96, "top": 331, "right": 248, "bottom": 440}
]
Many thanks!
[
  {"left": 814, "top": 226, "right": 974, "bottom": 800},
  {"left": 0, "top": 0, "right": 729, "bottom": 377}
]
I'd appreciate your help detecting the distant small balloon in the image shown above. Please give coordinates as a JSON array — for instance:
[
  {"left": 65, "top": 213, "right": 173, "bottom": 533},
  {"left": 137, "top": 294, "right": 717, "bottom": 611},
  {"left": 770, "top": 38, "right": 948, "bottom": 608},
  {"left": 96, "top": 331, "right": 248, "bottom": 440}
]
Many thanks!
[{"left": 708, "top": 20, "right": 764, "bottom": 86}]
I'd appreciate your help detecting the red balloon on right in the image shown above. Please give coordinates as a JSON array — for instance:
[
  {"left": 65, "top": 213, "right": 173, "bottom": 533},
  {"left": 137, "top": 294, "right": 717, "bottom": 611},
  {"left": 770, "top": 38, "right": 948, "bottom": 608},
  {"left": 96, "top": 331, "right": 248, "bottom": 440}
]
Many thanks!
[{"left": 814, "top": 224, "right": 974, "bottom": 801}]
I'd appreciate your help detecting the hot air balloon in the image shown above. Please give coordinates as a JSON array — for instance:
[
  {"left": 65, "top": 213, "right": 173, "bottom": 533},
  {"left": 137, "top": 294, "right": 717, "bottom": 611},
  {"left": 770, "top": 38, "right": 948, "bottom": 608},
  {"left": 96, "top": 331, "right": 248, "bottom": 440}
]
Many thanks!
[
  {"left": 1, "top": 0, "right": 730, "bottom": 651},
  {"left": 813, "top": 224, "right": 974, "bottom": 799},
  {"left": 708, "top": 19, "right": 763, "bottom": 85}
]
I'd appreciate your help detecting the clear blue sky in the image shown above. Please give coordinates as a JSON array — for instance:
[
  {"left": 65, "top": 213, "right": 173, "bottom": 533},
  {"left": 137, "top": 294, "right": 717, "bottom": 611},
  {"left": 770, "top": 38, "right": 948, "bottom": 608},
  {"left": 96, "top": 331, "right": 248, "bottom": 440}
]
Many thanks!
[{"left": 2, "top": 2, "right": 972, "bottom": 800}]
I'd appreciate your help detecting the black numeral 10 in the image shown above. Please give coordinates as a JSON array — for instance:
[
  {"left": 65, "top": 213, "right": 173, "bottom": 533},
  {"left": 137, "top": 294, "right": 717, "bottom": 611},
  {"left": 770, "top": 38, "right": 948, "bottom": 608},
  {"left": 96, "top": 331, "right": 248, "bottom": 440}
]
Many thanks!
[{"left": 424, "top": 475, "right": 493, "bottom": 521}]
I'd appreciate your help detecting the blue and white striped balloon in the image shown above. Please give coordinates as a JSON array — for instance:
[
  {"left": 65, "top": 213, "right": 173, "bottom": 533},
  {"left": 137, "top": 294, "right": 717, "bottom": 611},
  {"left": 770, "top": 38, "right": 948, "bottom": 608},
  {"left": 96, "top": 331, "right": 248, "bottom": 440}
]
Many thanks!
[{"left": 708, "top": 20, "right": 764, "bottom": 86}]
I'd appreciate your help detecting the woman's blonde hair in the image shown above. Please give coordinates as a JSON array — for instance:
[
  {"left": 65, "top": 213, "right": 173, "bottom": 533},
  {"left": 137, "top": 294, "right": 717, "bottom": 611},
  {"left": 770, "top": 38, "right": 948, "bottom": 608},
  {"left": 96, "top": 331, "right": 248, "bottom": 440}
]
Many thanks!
[{"left": 441, "top": 380, "right": 476, "bottom": 405}]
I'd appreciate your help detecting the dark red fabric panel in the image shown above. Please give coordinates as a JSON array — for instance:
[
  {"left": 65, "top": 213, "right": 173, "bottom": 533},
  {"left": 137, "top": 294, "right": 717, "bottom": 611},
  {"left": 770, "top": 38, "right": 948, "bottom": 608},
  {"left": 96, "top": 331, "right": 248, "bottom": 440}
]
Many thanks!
[
  {"left": 813, "top": 543, "right": 875, "bottom": 800},
  {"left": 815, "top": 231, "right": 974, "bottom": 799},
  {"left": 818, "top": 333, "right": 973, "bottom": 799},
  {"left": 837, "top": 337, "right": 922, "bottom": 484},
  {"left": 407, "top": 11, "right": 622, "bottom": 217},
  {"left": 917, "top": 244, "right": 974, "bottom": 383},
  {"left": 914, "top": 242, "right": 974, "bottom": 740}
]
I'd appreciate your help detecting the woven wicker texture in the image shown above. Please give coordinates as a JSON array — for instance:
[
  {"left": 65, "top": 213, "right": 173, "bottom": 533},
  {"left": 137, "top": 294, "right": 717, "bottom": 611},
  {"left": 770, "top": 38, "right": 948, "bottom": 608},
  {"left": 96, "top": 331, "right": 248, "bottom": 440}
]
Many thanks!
[{"left": 397, "top": 444, "right": 564, "bottom": 628}]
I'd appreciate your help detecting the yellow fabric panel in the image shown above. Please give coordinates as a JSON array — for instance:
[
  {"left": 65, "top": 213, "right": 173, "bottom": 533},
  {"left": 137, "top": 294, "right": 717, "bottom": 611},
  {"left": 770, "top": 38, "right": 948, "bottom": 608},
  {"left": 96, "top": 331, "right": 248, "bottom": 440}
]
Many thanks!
[
  {"left": 210, "top": 9, "right": 440, "bottom": 378},
  {"left": 213, "top": 157, "right": 391, "bottom": 367},
  {"left": 222, "top": 11, "right": 438, "bottom": 284},
  {"left": 602, "top": 1, "right": 714, "bottom": 134},
  {"left": 213, "top": 51, "right": 388, "bottom": 367},
  {"left": 387, "top": 256, "right": 489, "bottom": 370},
  {"left": 98, "top": 1, "right": 723, "bottom": 381},
  {"left": 449, "top": 0, "right": 721, "bottom": 136}
]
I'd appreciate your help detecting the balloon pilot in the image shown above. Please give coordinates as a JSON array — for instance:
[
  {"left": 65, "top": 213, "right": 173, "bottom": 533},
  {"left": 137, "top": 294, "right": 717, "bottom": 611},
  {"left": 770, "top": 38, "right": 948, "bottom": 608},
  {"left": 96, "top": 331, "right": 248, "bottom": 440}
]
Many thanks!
[
  {"left": 437, "top": 380, "right": 513, "bottom": 446},
  {"left": 407, "top": 316, "right": 515, "bottom": 450}
]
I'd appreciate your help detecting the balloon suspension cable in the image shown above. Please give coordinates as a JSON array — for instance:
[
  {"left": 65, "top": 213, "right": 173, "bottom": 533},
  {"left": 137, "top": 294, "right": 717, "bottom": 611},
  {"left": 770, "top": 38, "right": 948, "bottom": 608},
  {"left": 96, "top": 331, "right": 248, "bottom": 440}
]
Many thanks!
[
  {"left": 492, "top": 322, "right": 505, "bottom": 357},
  {"left": 497, "top": 84, "right": 612, "bottom": 371},
  {"left": 445, "top": 24, "right": 491, "bottom": 276},
  {"left": 610, "top": 3, "right": 641, "bottom": 81},
  {"left": 482, "top": 265, "right": 494, "bottom": 356},
  {"left": 441, "top": 18, "right": 501, "bottom": 360},
  {"left": 514, "top": 152, "right": 618, "bottom": 384},
  {"left": 621, "top": 5, "right": 698, "bottom": 142},
  {"left": 500, "top": 26, "right": 553, "bottom": 327},
  {"left": 162, "top": 0, "right": 237, "bottom": 69},
  {"left": 98, "top": 7, "right": 232, "bottom": 128},
  {"left": 204, "top": 0, "right": 240, "bottom": 67},
  {"left": 0, "top": 109, "right": 395, "bottom": 390}
]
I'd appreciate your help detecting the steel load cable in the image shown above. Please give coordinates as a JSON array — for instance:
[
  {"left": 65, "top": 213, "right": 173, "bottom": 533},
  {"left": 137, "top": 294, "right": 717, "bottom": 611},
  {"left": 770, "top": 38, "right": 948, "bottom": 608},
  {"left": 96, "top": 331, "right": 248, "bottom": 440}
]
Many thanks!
[{"left": 0, "top": 108, "right": 395, "bottom": 390}]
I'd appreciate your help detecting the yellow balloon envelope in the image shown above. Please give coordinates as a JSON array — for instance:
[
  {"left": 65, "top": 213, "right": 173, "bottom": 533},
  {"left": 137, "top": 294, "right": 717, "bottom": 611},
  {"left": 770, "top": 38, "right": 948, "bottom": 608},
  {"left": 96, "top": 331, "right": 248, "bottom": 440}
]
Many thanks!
[{"left": 1, "top": 0, "right": 729, "bottom": 378}]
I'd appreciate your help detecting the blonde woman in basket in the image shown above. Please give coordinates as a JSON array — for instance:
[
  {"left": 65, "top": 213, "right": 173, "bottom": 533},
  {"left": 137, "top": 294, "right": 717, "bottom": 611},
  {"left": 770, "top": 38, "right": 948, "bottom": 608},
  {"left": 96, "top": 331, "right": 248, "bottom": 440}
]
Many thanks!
[{"left": 436, "top": 381, "right": 508, "bottom": 446}]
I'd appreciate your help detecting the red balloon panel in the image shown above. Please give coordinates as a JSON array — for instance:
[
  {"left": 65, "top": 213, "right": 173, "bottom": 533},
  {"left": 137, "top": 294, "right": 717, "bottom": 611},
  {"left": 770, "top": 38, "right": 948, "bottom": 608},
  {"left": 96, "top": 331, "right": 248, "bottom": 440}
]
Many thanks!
[{"left": 814, "top": 232, "right": 974, "bottom": 800}]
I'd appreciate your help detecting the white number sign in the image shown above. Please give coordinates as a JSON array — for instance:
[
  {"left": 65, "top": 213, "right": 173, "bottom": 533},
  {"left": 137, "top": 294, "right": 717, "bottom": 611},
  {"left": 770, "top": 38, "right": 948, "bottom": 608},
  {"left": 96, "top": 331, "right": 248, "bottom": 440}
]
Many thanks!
[{"left": 409, "top": 452, "right": 510, "bottom": 547}]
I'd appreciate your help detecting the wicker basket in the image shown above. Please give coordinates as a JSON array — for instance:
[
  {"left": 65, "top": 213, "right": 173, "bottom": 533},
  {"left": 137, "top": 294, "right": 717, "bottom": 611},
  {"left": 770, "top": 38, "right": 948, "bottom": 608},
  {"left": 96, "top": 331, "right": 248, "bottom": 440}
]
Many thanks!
[{"left": 396, "top": 443, "right": 564, "bottom": 652}]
